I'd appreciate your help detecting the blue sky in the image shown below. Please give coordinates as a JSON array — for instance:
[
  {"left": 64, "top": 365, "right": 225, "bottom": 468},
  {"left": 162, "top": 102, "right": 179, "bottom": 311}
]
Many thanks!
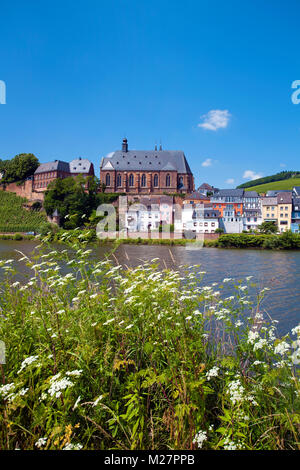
[{"left": 0, "top": 0, "right": 300, "bottom": 188}]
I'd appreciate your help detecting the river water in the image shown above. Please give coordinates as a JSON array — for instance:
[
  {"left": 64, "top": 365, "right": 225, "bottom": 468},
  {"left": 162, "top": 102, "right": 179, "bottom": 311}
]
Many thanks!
[{"left": 0, "top": 240, "right": 299, "bottom": 335}]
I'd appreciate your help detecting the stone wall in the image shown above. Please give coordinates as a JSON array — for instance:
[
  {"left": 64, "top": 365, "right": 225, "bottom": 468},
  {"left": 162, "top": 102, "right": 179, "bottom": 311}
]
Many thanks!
[{"left": 0, "top": 180, "right": 44, "bottom": 201}]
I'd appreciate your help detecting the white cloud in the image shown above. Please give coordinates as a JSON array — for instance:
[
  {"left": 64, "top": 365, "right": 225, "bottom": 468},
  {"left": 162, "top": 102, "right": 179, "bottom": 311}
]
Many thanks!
[
  {"left": 226, "top": 178, "right": 235, "bottom": 184},
  {"left": 201, "top": 158, "right": 212, "bottom": 167},
  {"left": 198, "top": 109, "right": 231, "bottom": 131},
  {"left": 243, "top": 170, "right": 263, "bottom": 181},
  {"left": 280, "top": 163, "right": 286, "bottom": 168}
]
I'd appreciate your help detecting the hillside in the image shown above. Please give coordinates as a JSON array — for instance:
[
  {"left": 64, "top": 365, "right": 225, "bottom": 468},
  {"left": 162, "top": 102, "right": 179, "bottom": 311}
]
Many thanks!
[
  {"left": 237, "top": 170, "right": 300, "bottom": 189},
  {"left": 244, "top": 177, "right": 300, "bottom": 194},
  {"left": 0, "top": 191, "right": 47, "bottom": 232}
]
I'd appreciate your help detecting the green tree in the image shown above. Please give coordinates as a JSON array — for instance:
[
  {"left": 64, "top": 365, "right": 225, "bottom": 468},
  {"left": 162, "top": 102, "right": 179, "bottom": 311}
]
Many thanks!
[
  {"left": 258, "top": 221, "right": 278, "bottom": 234},
  {"left": 2, "top": 153, "right": 39, "bottom": 183}
]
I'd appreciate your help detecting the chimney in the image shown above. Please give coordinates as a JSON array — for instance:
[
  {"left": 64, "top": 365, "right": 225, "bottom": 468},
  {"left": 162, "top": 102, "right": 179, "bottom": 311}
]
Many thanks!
[
  {"left": 122, "top": 138, "right": 128, "bottom": 153},
  {"left": 155, "top": 144, "right": 157, "bottom": 151}
]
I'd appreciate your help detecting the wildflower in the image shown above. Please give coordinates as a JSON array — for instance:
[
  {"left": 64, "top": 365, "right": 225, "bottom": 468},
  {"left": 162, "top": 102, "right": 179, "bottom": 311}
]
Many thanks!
[
  {"left": 206, "top": 366, "right": 219, "bottom": 381},
  {"left": 125, "top": 324, "right": 133, "bottom": 330},
  {"left": 17, "top": 355, "right": 39, "bottom": 374},
  {"left": 35, "top": 437, "right": 47, "bottom": 448},
  {"left": 0, "top": 383, "right": 15, "bottom": 398},
  {"left": 192, "top": 430, "right": 207, "bottom": 449},
  {"left": 48, "top": 376, "right": 74, "bottom": 398},
  {"left": 63, "top": 443, "right": 83, "bottom": 450},
  {"left": 291, "top": 325, "right": 300, "bottom": 336},
  {"left": 274, "top": 341, "right": 290, "bottom": 356},
  {"left": 66, "top": 370, "right": 83, "bottom": 377}
]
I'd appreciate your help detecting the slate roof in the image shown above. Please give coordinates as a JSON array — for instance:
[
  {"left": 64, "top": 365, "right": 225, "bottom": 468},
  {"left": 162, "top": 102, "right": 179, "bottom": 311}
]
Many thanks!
[
  {"left": 100, "top": 149, "right": 192, "bottom": 174},
  {"left": 277, "top": 192, "right": 292, "bottom": 204},
  {"left": 70, "top": 158, "right": 93, "bottom": 174},
  {"left": 185, "top": 191, "right": 209, "bottom": 200},
  {"left": 244, "top": 191, "right": 259, "bottom": 198},
  {"left": 34, "top": 160, "right": 70, "bottom": 174},
  {"left": 266, "top": 190, "right": 291, "bottom": 197},
  {"left": 261, "top": 197, "right": 277, "bottom": 206},
  {"left": 213, "top": 189, "right": 244, "bottom": 197},
  {"left": 198, "top": 182, "right": 213, "bottom": 190},
  {"left": 293, "top": 186, "right": 300, "bottom": 196}
]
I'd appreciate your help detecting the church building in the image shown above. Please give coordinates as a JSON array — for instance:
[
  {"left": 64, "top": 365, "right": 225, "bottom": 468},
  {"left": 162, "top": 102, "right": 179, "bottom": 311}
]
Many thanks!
[{"left": 100, "top": 138, "right": 194, "bottom": 194}]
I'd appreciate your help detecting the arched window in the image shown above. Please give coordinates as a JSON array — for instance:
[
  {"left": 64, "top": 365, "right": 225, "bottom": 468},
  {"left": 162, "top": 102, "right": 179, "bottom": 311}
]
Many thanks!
[
  {"left": 178, "top": 176, "right": 183, "bottom": 187},
  {"left": 105, "top": 173, "right": 110, "bottom": 186},
  {"left": 117, "top": 174, "right": 122, "bottom": 187},
  {"left": 129, "top": 174, "right": 134, "bottom": 187},
  {"left": 166, "top": 174, "right": 170, "bottom": 187},
  {"left": 141, "top": 174, "right": 146, "bottom": 187},
  {"left": 153, "top": 174, "right": 158, "bottom": 187}
]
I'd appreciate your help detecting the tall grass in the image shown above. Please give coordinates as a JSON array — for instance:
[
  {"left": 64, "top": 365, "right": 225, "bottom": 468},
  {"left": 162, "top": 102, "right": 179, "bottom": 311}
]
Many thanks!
[{"left": 0, "top": 233, "right": 299, "bottom": 450}]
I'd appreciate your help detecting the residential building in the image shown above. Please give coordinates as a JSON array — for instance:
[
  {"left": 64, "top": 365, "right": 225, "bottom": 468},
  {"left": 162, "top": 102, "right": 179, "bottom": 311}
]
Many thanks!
[
  {"left": 261, "top": 197, "right": 278, "bottom": 227},
  {"left": 125, "top": 195, "right": 173, "bottom": 232},
  {"left": 291, "top": 197, "right": 300, "bottom": 233},
  {"left": 100, "top": 138, "right": 194, "bottom": 195},
  {"left": 177, "top": 203, "right": 221, "bottom": 234},
  {"left": 277, "top": 192, "right": 292, "bottom": 232},
  {"left": 183, "top": 191, "right": 210, "bottom": 206},
  {"left": 197, "top": 183, "right": 217, "bottom": 196},
  {"left": 211, "top": 189, "right": 244, "bottom": 217},
  {"left": 242, "top": 191, "right": 262, "bottom": 231}
]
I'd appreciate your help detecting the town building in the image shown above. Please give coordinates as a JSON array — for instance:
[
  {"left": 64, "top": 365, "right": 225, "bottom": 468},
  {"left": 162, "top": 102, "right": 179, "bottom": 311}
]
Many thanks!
[
  {"left": 211, "top": 189, "right": 244, "bottom": 217},
  {"left": 183, "top": 191, "right": 210, "bottom": 206},
  {"left": 33, "top": 158, "right": 94, "bottom": 192},
  {"left": 197, "top": 183, "right": 217, "bottom": 196},
  {"left": 291, "top": 197, "right": 300, "bottom": 233},
  {"left": 100, "top": 138, "right": 194, "bottom": 195},
  {"left": 261, "top": 197, "right": 278, "bottom": 226},
  {"left": 277, "top": 192, "right": 292, "bottom": 232},
  {"left": 175, "top": 203, "right": 221, "bottom": 234},
  {"left": 242, "top": 191, "right": 262, "bottom": 231},
  {"left": 125, "top": 195, "right": 173, "bottom": 232}
]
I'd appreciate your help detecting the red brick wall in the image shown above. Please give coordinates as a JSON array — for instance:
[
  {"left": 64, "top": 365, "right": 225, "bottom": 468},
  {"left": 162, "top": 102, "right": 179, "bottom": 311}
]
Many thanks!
[
  {"left": 101, "top": 170, "right": 193, "bottom": 194},
  {"left": 0, "top": 180, "right": 44, "bottom": 201}
]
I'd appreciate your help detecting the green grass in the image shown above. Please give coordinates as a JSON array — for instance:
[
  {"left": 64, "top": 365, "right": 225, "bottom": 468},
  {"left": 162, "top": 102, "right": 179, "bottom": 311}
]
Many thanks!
[
  {"left": 245, "top": 177, "right": 300, "bottom": 193},
  {"left": 0, "top": 235, "right": 299, "bottom": 450},
  {"left": 0, "top": 191, "right": 47, "bottom": 232}
]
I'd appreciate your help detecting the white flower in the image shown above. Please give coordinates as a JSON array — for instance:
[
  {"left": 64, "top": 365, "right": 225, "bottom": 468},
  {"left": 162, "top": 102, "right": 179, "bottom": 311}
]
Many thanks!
[
  {"left": 73, "top": 396, "right": 81, "bottom": 410},
  {"left": 274, "top": 341, "right": 290, "bottom": 356},
  {"left": 291, "top": 325, "right": 300, "bottom": 336},
  {"left": 17, "top": 355, "right": 39, "bottom": 374},
  {"left": 48, "top": 377, "right": 74, "bottom": 398},
  {"left": 63, "top": 443, "right": 83, "bottom": 450},
  {"left": 125, "top": 324, "right": 133, "bottom": 330},
  {"left": 0, "top": 382, "right": 15, "bottom": 397},
  {"left": 35, "top": 437, "right": 47, "bottom": 448},
  {"left": 206, "top": 366, "right": 219, "bottom": 381},
  {"left": 66, "top": 370, "right": 83, "bottom": 377},
  {"left": 192, "top": 430, "right": 207, "bottom": 449}
]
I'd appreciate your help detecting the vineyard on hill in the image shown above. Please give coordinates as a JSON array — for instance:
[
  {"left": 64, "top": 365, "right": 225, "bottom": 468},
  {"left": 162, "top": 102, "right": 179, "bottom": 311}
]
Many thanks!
[{"left": 0, "top": 191, "right": 47, "bottom": 232}]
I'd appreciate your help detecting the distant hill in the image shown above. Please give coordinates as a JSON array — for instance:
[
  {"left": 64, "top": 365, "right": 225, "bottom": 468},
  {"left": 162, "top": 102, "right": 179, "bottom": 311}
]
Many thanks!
[
  {"left": 237, "top": 171, "right": 300, "bottom": 189},
  {"left": 0, "top": 191, "right": 47, "bottom": 232},
  {"left": 244, "top": 177, "right": 300, "bottom": 194}
]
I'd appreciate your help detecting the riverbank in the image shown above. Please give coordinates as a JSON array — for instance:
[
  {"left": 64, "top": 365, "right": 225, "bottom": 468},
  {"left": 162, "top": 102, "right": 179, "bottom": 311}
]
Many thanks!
[
  {"left": 50, "top": 229, "right": 300, "bottom": 250},
  {"left": 0, "top": 243, "right": 299, "bottom": 450},
  {"left": 1, "top": 228, "right": 300, "bottom": 250}
]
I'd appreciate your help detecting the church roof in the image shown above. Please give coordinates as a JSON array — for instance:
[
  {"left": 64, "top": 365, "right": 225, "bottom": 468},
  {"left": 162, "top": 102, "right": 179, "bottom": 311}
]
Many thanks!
[{"left": 100, "top": 148, "right": 192, "bottom": 174}]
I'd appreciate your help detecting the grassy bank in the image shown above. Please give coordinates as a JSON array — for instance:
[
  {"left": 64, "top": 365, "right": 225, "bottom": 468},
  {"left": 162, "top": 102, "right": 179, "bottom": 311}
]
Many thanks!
[
  {"left": 44, "top": 228, "right": 300, "bottom": 250},
  {"left": 0, "top": 237, "right": 299, "bottom": 450}
]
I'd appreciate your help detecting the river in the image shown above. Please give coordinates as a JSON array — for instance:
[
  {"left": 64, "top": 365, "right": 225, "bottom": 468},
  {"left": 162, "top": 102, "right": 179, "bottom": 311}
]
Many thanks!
[{"left": 0, "top": 240, "right": 299, "bottom": 335}]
